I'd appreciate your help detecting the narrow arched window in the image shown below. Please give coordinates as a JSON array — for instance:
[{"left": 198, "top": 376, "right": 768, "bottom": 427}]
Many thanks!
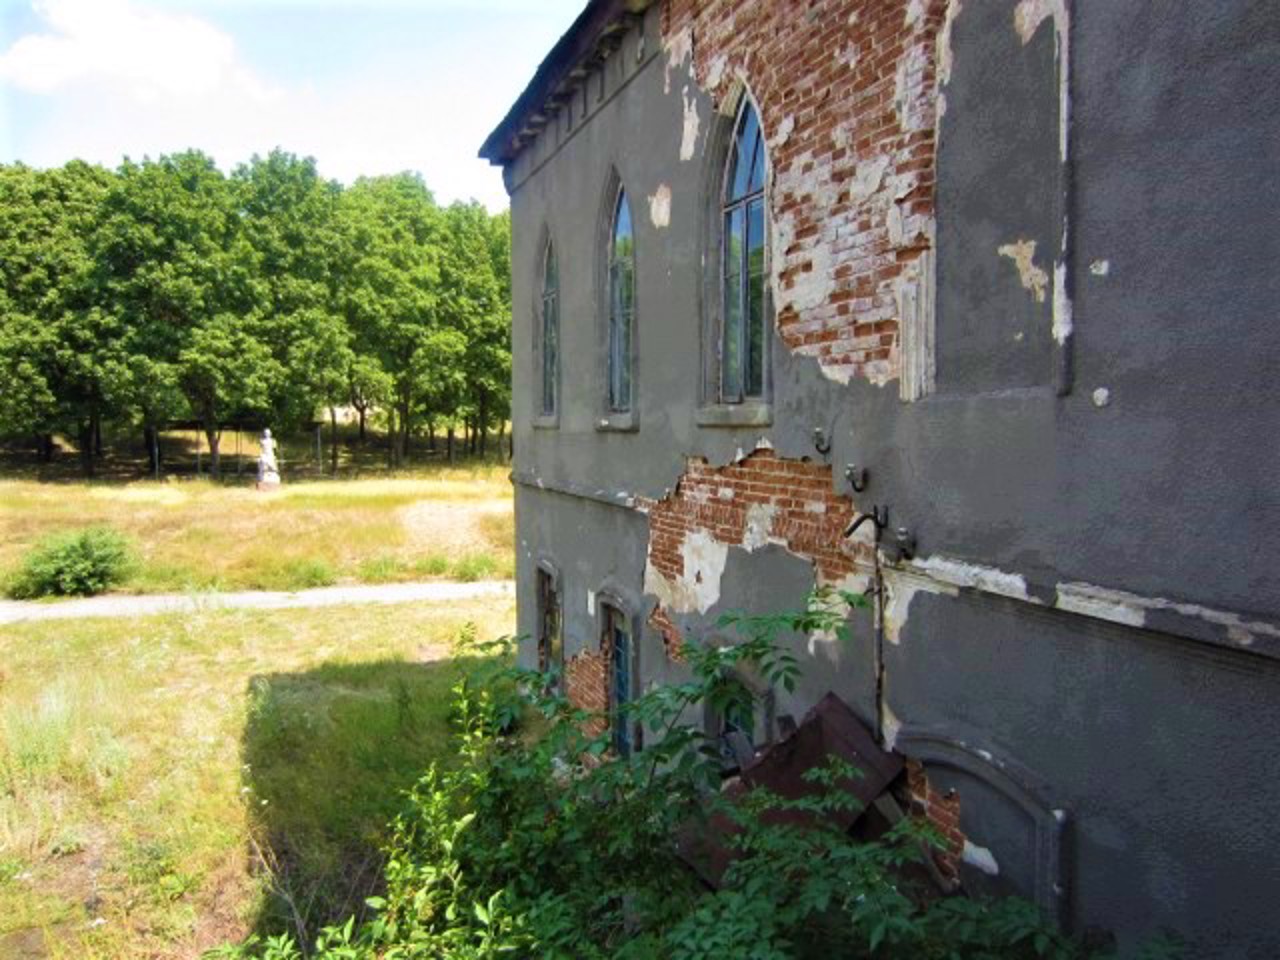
[
  {"left": 540, "top": 240, "right": 558, "bottom": 416},
  {"left": 607, "top": 188, "right": 634, "bottom": 413},
  {"left": 721, "top": 100, "right": 767, "bottom": 402}
]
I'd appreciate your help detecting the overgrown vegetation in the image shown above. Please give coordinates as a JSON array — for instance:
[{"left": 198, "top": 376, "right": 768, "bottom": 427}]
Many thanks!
[
  {"left": 216, "top": 593, "right": 1171, "bottom": 959},
  {"left": 6, "top": 526, "right": 133, "bottom": 598},
  {"left": 0, "top": 597, "right": 515, "bottom": 958}
]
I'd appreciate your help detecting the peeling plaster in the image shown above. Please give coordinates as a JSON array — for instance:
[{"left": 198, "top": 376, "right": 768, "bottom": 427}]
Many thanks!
[
  {"left": 644, "top": 528, "right": 729, "bottom": 615},
  {"left": 705, "top": 53, "right": 728, "bottom": 92},
  {"left": 742, "top": 502, "right": 778, "bottom": 551},
  {"left": 963, "top": 840, "right": 1001, "bottom": 876},
  {"left": 881, "top": 697, "right": 903, "bottom": 752},
  {"left": 771, "top": 113, "right": 795, "bottom": 148},
  {"left": 680, "top": 86, "right": 701, "bottom": 161},
  {"left": 937, "top": 0, "right": 963, "bottom": 89},
  {"left": 905, "top": 0, "right": 927, "bottom": 28},
  {"left": 809, "top": 570, "right": 872, "bottom": 654},
  {"left": 850, "top": 156, "right": 891, "bottom": 203},
  {"left": 1090, "top": 259, "right": 1111, "bottom": 276},
  {"left": 911, "top": 556, "right": 1032, "bottom": 603},
  {"left": 663, "top": 26, "right": 692, "bottom": 96},
  {"left": 998, "top": 239, "right": 1049, "bottom": 304},
  {"left": 1014, "top": 0, "right": 1066, "bottom": 47},
  {"left": 648, "top": 183, "right": 672, "bottom": 228},
  {"left": 1091, "top": 387, "right": 1110, "bottom": 408},
  {"left": 882, "top": 569, "right": 958, "bottom": 645},
  {"left": 1055, "top": 582, "right": 1280, "bottom": 647}
]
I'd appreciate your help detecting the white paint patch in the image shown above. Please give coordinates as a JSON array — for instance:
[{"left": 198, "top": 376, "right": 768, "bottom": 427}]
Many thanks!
[
  {"left": 1014, "top": 0, "right": 1066, "bottom": 45},
  {"left": 742, "top": 502, "right": 777, "bottom": 552},
  {"left": 998, "top": 239, "right": 1049, "bottom": 303},
  {"left": 937, "top": 0, "right": 963, "bottom": 88},
  {"left": 849, "top": 156, "right": 891, "bottom": 204},
  {"left": 663, "top": 26, "right": 693, "bottom": 96},
  {"left": 648, "top": 184, "right": 671, "bottom": 228},
  {"left": 963, "top": 840, "right": 1001, "bottom": 876},
  {"left": 882, "top": 569, "right": 958, "bottom": 645},
  {"left": 910, "top": 556, "right": 1032, "bottom": 603},
  {"left": 905, "top": 0, "right": 927, "bottom": 28},
  {"left": 1052, "top": 260, "right": 1073, "bottom": 344},
  {"left": 705, "top": 53, "right": 728, "bottom": 92},
  {"left": 679, "top": 86, "right": 700, "bottom": 162},
  {"left": 1056, "top": 582, "right": 1280, "bottom": 646},
  {"left": 881, "top": 698, "right": 903, "bottom": 752},
  {"left": 1090, "top": 259, "right": 1110, "bottom": 276},
  {"left": 1091, "top": 387, "right": 1110, "bottom": 408},
  {"left": 586, "top": 589, "right": 596, "bottom": 616},
  {"left": 771, "top": 113, "right": 795, "bottom": 148},
  {"left": 643, "top": 528, "right": 729, "bottom": 615}
]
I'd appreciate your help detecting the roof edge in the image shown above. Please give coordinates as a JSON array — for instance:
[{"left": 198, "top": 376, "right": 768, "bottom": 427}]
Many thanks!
[{"left": 478, "top": 0, "right": 654, "bottom": 167}]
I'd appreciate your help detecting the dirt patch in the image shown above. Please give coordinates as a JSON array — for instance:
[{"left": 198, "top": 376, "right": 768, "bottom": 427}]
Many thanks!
[{"left": 398, "top": 498, "right": 511, "bottom": 554}]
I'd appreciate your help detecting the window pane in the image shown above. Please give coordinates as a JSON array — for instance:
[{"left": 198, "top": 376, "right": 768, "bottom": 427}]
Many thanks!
[
  {"left": 543, "top": 242, "right": 557, "bottom": 294},
  {"left": 542, "top": 292, "right": 557, "bottom": 414},
  {"left": 722, "top": 206, "right": 744, "bottom": 401},
  {"left": 746, "top": 198, "right": 765, "bottom": 397},
  {"left": 729, "top": 105, "right": 759, "bottom": 202},
  {"left": 614, "top": 191, "right": 632, "bottom": 259},
  {"left": 609, "top": 191, "right": 634, "bottom": 413},
  {"left": 609, "top": 607, "right": 632, "bottom": 756}
]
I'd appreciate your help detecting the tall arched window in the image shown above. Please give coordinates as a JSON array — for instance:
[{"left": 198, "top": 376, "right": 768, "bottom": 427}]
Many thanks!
[
  {"left": 721, "top": 99, "right": 767, "bottom": 402},
  {"left": 607, "top": 188, "right": 634, "bottom": 414},
  {"left": 540, "top": 240, "right": 559, "bottom": 417}
]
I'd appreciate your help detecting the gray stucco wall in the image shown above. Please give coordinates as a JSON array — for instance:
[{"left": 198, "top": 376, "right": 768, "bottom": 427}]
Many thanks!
[{"left": 501, "top": 2, "right": 1280, "bottom": 955}]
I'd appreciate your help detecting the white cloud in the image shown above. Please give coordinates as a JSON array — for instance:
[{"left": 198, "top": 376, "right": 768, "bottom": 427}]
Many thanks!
[{"left": 0, "top": 0, "right": 556, "bottom": 210}]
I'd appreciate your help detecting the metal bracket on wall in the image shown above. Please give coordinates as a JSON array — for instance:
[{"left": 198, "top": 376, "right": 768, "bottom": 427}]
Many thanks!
[
  {"left": 812, "top": 427, "right": 832, "bottom": 456},
  {"left": 844, "top": 464, "right": 868, "bottom": 493},
  {"left": 844, "top": 504, "right": 888, "bottom": 542}
]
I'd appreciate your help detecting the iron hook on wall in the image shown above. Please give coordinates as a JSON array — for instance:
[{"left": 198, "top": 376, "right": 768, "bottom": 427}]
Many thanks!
[
  {"left": 812, "top": 427, "right": 832, "bottom": 456},
  {"left": 845, "top": 464, "right": 868, "bottom": 493}
]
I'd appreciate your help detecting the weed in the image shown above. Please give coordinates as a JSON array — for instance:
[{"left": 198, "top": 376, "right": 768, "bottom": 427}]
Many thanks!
[
  {"left": 452, "top": 554, "right": 497, "bottom": 582},
  {"left": 414, "top": 554, "right": 451, "bottom": 577}
]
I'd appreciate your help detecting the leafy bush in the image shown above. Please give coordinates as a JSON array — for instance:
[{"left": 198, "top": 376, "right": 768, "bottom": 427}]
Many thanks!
[
  {"left": 8, "top": 527, "right": 132, "bottom": 598},
  {"left": 213, "top": 590, "right": 1177, "bottom": 960}
]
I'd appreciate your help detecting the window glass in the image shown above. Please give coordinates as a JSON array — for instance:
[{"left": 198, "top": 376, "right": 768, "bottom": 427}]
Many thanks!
[
  {"left": 608, "top": 189, "right": 634, "bottom": 413},
  {"left": 537, "top": 568, "right": 562, "bottom": 681},
  {"left": 606, "top": 604, "right": 633, "bottom": 757},
  {"left": 541, "top": 242, "right": 558, "bottom": 416},
  {"left": 721, "top": 101, "right": 767, "bottom": 403}
]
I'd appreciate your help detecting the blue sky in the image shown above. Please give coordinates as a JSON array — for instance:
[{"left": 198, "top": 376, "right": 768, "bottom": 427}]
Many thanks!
[{"left": 0, "top": 0, "right": 585, "bottom": 210}]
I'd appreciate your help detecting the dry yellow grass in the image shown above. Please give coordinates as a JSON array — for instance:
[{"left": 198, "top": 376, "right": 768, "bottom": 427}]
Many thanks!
[
  {"left": 0, "top": 466, "right": 514, "bottom": 594},
  {"left": 0, "top": 597, "right": 516, "bottom": 959}
]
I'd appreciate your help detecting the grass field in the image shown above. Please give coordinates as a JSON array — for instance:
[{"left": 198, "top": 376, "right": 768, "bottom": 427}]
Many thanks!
[
  {"left": 0, "top": 597, "right": 516, "bottom": 959},
  {"left": 0, "top": 464, "right": 514, "bottom": 596}
]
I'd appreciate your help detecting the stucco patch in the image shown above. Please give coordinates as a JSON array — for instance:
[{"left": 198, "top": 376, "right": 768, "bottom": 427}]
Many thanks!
[
  {"left": 742, "top": 502, "right": 777, "bottom": 551},
  {"left": 998, "top": 239, "right": 1049, "bottom": 303},
  {"left": 648, "top": 183, "right": 672, "bottom": 228},
  {"left": 963, "top": 840, "right": 1001, "bottom": 876},
  {"left": 663, "top": 25, "right": 693, "bottom": 96},
  {"left": 911, "top": 556, "right": 1032, "bottom": 603},
  {"left": 1055, "top": 582, "right": 1280, "bottom": 646},
  {"left": 1013, "top": 0, "right": 1066, "bottom": 46}
]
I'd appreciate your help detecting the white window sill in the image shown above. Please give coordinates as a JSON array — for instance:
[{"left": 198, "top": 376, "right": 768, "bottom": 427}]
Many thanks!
[{"left": 696, "top": 402, "right": 772, "bottom": 428}]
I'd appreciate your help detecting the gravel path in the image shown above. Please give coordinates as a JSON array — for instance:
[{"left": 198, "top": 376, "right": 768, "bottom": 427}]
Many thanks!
[{"left": 0, "top": 580, "right": 515, "bottom": 626}]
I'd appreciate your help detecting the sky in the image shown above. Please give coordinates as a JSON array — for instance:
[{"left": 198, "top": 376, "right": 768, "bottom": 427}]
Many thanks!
[{"left": 0, "top": 0, "right": 585, "bottom": 211}]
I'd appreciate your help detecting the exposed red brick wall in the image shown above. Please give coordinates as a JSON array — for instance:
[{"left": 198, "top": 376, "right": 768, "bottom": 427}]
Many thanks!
[
  {"left": 662, "top": 0, "right": 944, "bottom": 386},
  {"left": 565, "top": 648, "right": 609, "bottom": 737},
  {"left": 906, "top": 759, "right": 965, "bottom": 880},
  {"left": 641, "top": 448, "right": 873, "bottom": 648}
]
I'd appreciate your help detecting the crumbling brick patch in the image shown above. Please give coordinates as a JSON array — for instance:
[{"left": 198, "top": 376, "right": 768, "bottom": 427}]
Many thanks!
[
  {"left": 662, "top": 0, "right": 945, "bottom": 387},
  {"left": 640, "top": 447, "right": 874, "bottom": 650},
  {"left": 906, "top": 758, "right": 965, "bottom": 881},
  {"left": 565, "top": 648, "right": 609, "bottom": 738}
]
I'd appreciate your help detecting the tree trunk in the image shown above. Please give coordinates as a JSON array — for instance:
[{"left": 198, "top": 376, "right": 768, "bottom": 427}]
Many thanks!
[
  {"left": 447, "top": 426, "right": 455, "bottom": 464},
  {"left": 386, "top": 407, "right": 396, "bottom": 468},
  {"left": 479, "top": 392, "right": 489, "bottom": 457},
  {"left": 329, "top": 407, "right": 339, "bottom": 475},
  {"left": 358, "top": 405, "right": 367, "bottom": 442},
  {"left": 144, "top": 426, "right": 158, "bottom": 476},
  {"left": 93, "top": 411, "right": 103, "bottom": 459},
  {"left": 78, "top": 421, "right": 94, "bottom": 478},
  {"left": 205, "top": 425, "right": 222, "bottom": 478},
  {"left": 399, "top": 401, "right": 412, "bottom": 463},
  {"left": 427, "top": 423, "right": 436, "bottom": 452}
]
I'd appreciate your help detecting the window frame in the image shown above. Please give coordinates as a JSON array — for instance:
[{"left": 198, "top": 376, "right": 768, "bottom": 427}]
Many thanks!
[
  {"left": 599, "top": 176, "right": 638, "bottom": 431},
  {"left": 535, "top": 560, "right": 563, "bottom": 687},
  {"left": 699, "top": 94, "right": 773, "bottom": 428},
  {"left": 598, "top": 594, "right": 641, "bottom": 757},
  {"left": 534, "top": 235, "right": 560, "bottom": 428}
]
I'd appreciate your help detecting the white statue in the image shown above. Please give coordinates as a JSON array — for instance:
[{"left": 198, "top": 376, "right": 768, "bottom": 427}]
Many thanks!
[{"left": 257, "top": 428, "right": 281, "bottom": 488}]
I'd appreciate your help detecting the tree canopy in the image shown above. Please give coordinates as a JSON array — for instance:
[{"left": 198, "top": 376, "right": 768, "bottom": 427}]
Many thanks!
[{"left": 0, "top": 150, "right": 511, "bottom": 475}]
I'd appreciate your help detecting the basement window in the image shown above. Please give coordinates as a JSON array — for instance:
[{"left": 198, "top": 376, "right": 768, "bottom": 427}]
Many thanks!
[{"left": 602, "top": 599, "right": 638, "bottom": 757}]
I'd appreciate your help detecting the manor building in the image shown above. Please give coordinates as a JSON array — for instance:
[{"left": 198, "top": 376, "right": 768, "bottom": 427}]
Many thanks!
[{"left": 480, "top": 1, "right": 1280, "bottom": 954}]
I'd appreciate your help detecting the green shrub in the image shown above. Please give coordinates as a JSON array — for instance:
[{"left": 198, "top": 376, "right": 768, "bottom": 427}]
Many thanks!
[
  {"left": 215, "top": 590, "right": 1180, "bottom": 960},
  {"left": 8, "top": 527, "right": 133, "bottom": 598},
  {"left": 279, "top": 559, "right": 337, "bottom": 590}
]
